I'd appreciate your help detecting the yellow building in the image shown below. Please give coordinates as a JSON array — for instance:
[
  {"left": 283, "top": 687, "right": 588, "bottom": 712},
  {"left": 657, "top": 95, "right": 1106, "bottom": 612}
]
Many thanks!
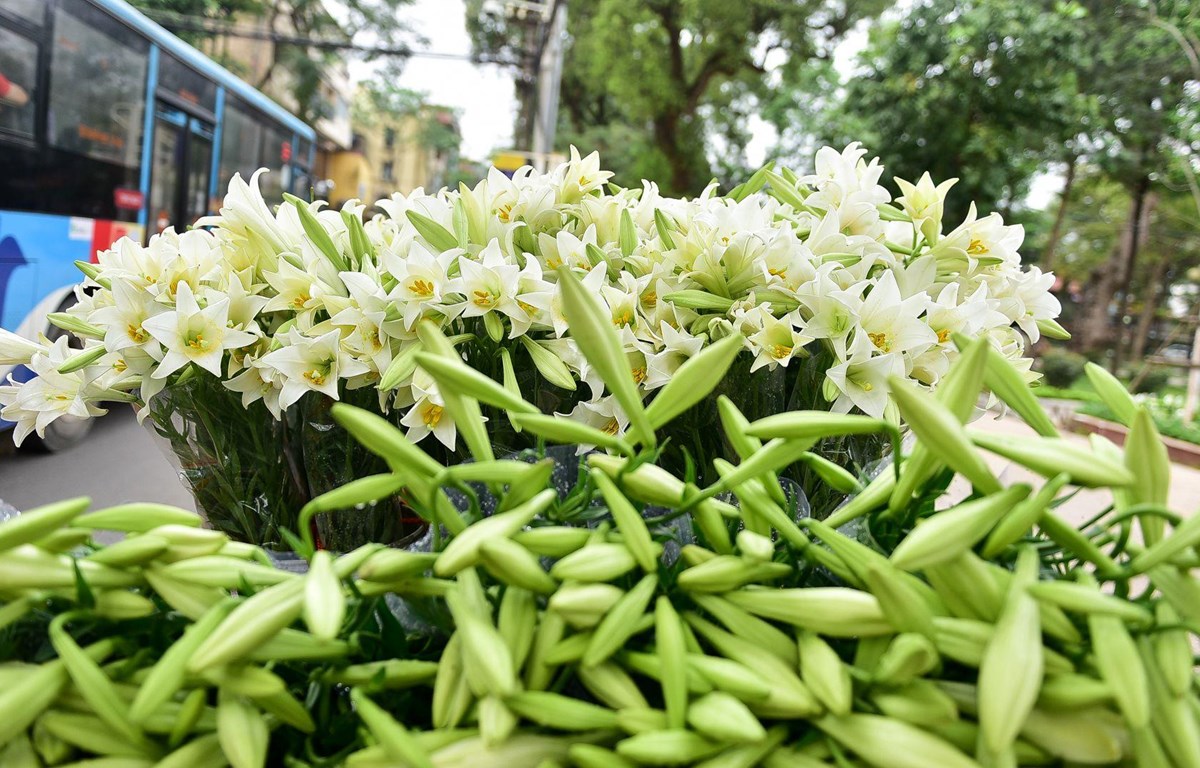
[{"left": 325, "top": 88, "right": 460, "bottom": 209}]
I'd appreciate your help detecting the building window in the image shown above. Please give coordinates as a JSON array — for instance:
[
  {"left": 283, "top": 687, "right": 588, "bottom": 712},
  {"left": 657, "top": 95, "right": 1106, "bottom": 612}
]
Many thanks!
[
  {"left": 381, "top": 161, "right": 394, "bottom": 182},
  {"left": 384, "top": 127, "right": 395, "bottom": 149}
]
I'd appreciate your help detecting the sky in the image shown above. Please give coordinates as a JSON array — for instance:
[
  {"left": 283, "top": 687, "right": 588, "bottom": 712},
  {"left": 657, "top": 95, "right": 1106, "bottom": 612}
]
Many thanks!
[
  {"left": 357, "top": 0, "right": 1065, "bottom": 207},
  {"left": 349, "top": 0, "right": 515, "bottom": 161}
]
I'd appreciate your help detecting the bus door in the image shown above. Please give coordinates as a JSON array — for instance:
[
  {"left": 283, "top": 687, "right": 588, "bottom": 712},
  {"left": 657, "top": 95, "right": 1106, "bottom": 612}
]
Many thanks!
[{"left": 149, "top": 103, "right": 214, "bottom": 235}]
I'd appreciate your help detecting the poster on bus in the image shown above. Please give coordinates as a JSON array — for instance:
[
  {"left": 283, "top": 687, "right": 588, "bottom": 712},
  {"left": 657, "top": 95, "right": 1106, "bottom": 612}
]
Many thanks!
[{"left": 0, "top": 210, "right": 141, "bottom": 332}]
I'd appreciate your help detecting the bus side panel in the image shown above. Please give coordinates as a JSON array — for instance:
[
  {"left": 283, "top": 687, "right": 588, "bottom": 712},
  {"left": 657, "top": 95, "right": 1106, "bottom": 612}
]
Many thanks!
[{"left": 0, "top": 209, "right": 141, "bottom": 333}]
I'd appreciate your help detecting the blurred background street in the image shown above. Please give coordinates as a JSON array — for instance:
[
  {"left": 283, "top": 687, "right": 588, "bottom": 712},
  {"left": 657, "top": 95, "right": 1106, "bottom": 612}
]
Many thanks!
[{"left": 0, "top": 410, "right": 195, "bottom": 512}]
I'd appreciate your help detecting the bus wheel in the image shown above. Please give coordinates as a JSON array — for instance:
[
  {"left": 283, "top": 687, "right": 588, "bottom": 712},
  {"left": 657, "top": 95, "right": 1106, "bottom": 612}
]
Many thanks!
[{"left": 25, "top": 415, "right": 94, "bottom": 453}]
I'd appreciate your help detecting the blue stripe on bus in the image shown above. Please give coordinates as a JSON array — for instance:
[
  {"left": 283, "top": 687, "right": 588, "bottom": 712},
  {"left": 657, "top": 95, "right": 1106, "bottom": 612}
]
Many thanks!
[
  {"left": 211, "top": 87, "right": 226, "bottom": 201},
  {"left": 92, "top": 0, "right": 314, "bottom": 142},
  {"left": 137, "top": 44, "right": 160, "bottom": 230}
]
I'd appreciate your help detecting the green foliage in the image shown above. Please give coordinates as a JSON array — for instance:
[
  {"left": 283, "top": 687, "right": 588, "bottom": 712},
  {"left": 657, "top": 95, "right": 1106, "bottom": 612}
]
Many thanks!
[
  {"left": 1079, "top": 399, "right": 1200, "bottom": 445},
  {"left": 823, "top": 0, "right": 1090, "bottom": 224},
  {"left": 468, "top": 0, "right": 887, "bottom": 194},
  {"left": 1132, "top": 368, "right": 1172, "bottom": 395},
  {"left": 1, "top": 329, "right": 1197, "bottom": 766},
  {"left": 1038, "top": 348, "right": 1087, "bottom": 389}
]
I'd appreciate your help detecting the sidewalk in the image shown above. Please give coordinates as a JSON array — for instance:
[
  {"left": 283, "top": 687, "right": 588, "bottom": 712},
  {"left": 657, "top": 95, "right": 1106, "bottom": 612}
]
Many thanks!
[{"left": 957, "top": 409, "right": 1200, "bottom": 526}]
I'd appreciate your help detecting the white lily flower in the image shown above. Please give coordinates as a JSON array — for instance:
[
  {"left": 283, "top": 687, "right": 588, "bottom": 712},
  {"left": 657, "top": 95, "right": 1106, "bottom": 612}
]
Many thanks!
[
  {"left": 198, "top": 169, "right": 288, "bottom": 252},
  {"left": 141, "top": 282, "right": 256, "bottom": 379},
  {"left": 382, "top": 240, "right": 460, "bottom": 329},
  {"left": 827, "top": 348, "right": 904, "bottom": 418},
  {"left": 895, "top": 172, "right": 957, "bottom": 243},
  {"left": 745, "top": 310, "right": 813, "bottom": 372},
  {"left": 89, "top": 279, "right": 166, "bottom": 355},
  {"left": 0, "top": 328, "right": 46, "bottom": 366},
  {"left": 566, "top": 395, "right": 629, "bottom": 453},
  {"left": 0, "top": 337, "right": 108, "bottom": 444},
  {"left": 558, "top": 146, "right": 614, "bottom": 203},
  {"left": 260, "top": 329, "right": 369, "bottom": 409},
  {"left": 224, "top": 359, "right": 283, "bottom": 418},
  {"left": 399, "top": 367, "right": 461, "bottom": 449},
  {"left": 644, "top": 323, "right": 707, "bottom": 390},
  {"left": 261, "top": 255, "right": 332, "bottom": 322},
  {"left": 856, "top": 272, "right": 937, "bottom": 357}
]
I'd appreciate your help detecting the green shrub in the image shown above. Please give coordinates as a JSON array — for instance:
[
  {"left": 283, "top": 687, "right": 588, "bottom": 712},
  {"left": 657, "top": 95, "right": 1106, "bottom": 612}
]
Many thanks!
[
  {"left": 1038, "top": 348, "right": 1087, "bottom": 388},
  {"left": 1132, "top": 368, "right": 1171, "bottom": 395}
]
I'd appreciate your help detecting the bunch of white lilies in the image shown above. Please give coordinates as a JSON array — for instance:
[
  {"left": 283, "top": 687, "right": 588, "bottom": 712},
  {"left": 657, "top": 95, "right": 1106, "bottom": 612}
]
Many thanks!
[{"left": 0, "top": 144, "right": 1062, "bottom": 449}]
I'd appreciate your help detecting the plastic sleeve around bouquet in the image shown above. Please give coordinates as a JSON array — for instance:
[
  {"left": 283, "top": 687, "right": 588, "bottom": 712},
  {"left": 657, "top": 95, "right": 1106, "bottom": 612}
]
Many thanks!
[
  {"left": 140, "top": 375, "right": 307, "bottom": 548},
  {"left": 298, "top": 388, "right": 427, "bottom": 553},
  {"left": 657, "top": 345, "right": 892, "bottom": 520}
]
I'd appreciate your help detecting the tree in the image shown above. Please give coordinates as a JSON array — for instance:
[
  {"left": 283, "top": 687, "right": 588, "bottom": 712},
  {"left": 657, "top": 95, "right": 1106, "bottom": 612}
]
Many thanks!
[
  {"left": 820, "top": 0, "right": 1090, "bottom": 226},
  {"left": 1065, "top": 0, "right": 1197, "bottom": 360},
  {"left": 467, "top": 0, "right": 887, "bottom": 195}
]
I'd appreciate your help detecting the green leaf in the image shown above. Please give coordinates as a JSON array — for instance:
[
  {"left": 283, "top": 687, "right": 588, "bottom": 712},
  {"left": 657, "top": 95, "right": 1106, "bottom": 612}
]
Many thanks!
[
  {"left": 285, "top": 194, "right": 348, "bottom": 272},
  {"left": 654, "top": 209, "right": 677, "bottom": 250},
  {"left": 341, "top": 210, "right": 375, "bottom": 265},
  {"left": 405, "top": 210, "right": 459, "bottom": 252},
  {"left": 619, "top": 209, "right": 638, "bottom": 257},
  {"left": 557, "top": 266, "right": 655, "bottom": 448}
]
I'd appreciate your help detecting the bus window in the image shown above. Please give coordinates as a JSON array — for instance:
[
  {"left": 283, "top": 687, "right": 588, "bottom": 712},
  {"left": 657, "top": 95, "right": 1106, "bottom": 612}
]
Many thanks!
[
  {"left": 0, "top": 0, "right": 46, "bottom": 26},
  {"left": 159, "top": 52, "right": 217, "bottom": 113},
  {"left": 0, "top": 25, "right": 37, "bottom": 138},
  {"left": 219, "top": 98, "right": 262, "bottom": 190},
  {"left": 256, "top": 121, "right": 293, "bottom": 203},
  {"left": 49, "top": 0, "right": 148, "bottom": 170}
]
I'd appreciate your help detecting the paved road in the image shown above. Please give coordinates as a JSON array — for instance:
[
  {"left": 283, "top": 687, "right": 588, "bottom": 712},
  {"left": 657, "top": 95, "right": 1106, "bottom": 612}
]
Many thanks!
[
  {"left": 948, "top": 408, "right": 1200, "bottom": 525},
  {"left": 0, "top": 409, "right": 196, "bottom": 512}
]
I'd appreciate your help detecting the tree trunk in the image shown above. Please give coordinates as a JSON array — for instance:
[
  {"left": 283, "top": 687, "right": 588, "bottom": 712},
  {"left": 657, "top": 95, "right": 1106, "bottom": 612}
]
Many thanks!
[
  {"left": 1110, "top": 183, "right": 1157, "bottom": 372},
  {"left": 653, "top": 111, "right": 696, "bottom": 196},
  {"left": 1076, "top": 242, "right": 1122, "bottom": 354},
  {"left": 1040, "top": 155, "right": 1078, "bottom": 272},
  {"left": 1129, "top": 254, "right": 1169, "bottom": 363},
  {"left": 1076, "top": 182, "right": 1148, "bottom": 356}
]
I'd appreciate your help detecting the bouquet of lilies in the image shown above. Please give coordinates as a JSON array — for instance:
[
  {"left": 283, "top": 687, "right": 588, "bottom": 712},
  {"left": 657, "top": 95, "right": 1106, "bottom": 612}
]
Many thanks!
[{"left": 0, "top": 144, "right": 1064, "bottom": 542}]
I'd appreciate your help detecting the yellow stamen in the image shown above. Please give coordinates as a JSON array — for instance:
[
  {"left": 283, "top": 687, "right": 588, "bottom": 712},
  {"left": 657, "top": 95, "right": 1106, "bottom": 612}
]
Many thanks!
[
  {"left": 303, "top": 369, "right": 327, "bottom": 386},
  {"left": 422, "top": 403, "right": 444, "bottom": 427},
  {"left": 186, "top": 333, "right": 210, "bottom": 352},
  {"left": 127, "top": 324, "right": 148, "bottom": 344},
  {"left": 497, "top": 203, "right": 514, "bottom": 223},
  {"left": 409, "top": 278, "right": 434, "bottom": 297},
  {"left": 967, "top": 238, "right": 989, "bottom": 255},
  {"left": 769, "top": 343, "right": 792, "bottom": 359},
  {"left": 868, "top": 331, "right": 892, "bottom": 352},
  {"left": 642, "top": 291, "right": 657, "bottom": 307},
  {"left": 937, "top": 328, "right": 952, "bottom": 344},
  {"left": 601, "top": 418, "right": 620, "bottom": 436},
  {"left": 292, "top": 293, "right": 310, "bottom": 308},
  {"left": 631, "top": 367, "right": 647, "bottom": 384},
  {"left": 473, "top": 289, "right": 495, "bottom": 308},
  {"left": 612, "top": 309, "right": 634, "bottom": 327}
]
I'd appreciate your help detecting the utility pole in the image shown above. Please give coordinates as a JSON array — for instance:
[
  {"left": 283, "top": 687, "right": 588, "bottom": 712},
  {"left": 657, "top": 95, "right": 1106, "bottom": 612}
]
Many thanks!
[{"left": 505, "top": 0, "right": 565, "bottom": 170}]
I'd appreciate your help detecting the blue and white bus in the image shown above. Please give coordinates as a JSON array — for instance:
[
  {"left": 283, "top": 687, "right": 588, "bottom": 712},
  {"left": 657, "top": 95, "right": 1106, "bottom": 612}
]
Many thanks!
[{"left": 0, "top": 0, "right": 316, "bottom": 447}]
